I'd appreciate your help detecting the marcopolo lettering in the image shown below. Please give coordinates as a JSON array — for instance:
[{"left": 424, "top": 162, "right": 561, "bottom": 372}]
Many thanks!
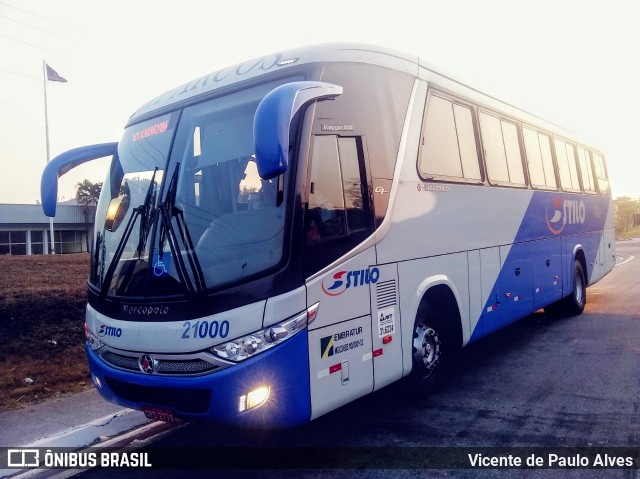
[{"left": 122, "top": 305, "right": 170, "bottom": 316}]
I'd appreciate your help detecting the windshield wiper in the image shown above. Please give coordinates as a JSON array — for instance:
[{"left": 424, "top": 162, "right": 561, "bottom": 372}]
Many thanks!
[
  {"left": 100, "top": 168, "right": 159, "bottom": 297},
  {"left": 136, "top": 168, "right": 159, "bottom": 258},
  {"left": 157, "top": 163, "right": 206, "bottom": 294}
]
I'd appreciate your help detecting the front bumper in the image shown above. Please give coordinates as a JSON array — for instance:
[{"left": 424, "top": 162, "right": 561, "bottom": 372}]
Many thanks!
[{"left": 87, "top": 330, "right": 311, "bottom": 428}]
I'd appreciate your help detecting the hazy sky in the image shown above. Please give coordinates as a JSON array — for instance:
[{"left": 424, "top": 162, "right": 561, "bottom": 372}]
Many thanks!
[{"left": 1, "top": 0, "right": 638, "bottom": 204}]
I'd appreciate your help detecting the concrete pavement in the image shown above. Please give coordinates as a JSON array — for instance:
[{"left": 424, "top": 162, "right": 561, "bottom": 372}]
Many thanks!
[{"left": 0, "top": 389, "right": 152, "bottom": 478}]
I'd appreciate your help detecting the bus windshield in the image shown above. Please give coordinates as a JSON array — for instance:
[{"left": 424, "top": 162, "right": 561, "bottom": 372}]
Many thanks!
[{"left": 91, "top": 79, "right": 295, "bottom": 297}]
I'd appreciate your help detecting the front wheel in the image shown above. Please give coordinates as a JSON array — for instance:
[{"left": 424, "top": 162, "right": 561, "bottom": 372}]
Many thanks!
[
  {"left": 410, "top": 311, "right": 445, "bottom": 395},
  {"left": 412, "top": 321, "right": 442, "bottom": 381}
]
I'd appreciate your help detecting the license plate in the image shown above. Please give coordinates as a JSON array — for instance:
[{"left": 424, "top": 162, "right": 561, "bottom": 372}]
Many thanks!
[{"left": 142, "top": 405, "right": 176, "bottom": 423}]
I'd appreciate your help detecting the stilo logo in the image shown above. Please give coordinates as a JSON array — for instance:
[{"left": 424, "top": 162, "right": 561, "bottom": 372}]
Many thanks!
[
  {"left": 546, "top": 197, "right": 586, "bottom": 235},
  {"left": 97, "top": 324, "right": 123, "bottom": 338},
  {"left": 322, "top": 267, "right": 380, "bottom": 296}
]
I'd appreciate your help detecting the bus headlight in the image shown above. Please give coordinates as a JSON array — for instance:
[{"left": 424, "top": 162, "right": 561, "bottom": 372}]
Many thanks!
[
  {"left": 211, "top": 302, "right": 319, "bottom": 362},
  {"left": 84, "top": 322, "right": 104, "bottom": 351}
]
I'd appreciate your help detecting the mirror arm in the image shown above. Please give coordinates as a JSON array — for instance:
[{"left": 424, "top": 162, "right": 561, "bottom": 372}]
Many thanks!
[
  {"left": 254, "top": 81, "right": 343, "bottom": 180},
  {"left": 41, "top": 142, "right": 118, "bottom": 217}
]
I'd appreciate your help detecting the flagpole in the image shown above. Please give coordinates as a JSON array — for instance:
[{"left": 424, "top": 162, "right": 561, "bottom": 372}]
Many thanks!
[{"left": 43, "top": 60, "right": 55, "bottom": 254}]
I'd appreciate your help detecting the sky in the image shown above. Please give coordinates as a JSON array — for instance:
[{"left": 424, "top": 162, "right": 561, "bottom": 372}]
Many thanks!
[{"left": 1, "top": 0, "right": 639, "bottom": 204}]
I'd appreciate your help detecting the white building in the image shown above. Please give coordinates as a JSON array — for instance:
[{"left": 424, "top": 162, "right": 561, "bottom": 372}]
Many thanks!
[{"left": 0, "top": 204, "right": 95, "bottom": 255}]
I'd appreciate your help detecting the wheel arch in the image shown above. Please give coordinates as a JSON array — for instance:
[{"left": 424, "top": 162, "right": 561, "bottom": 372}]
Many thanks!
[
  {"left": 413, "top": 275, "right": 465, "bottom": 352},
  {"left": 572, "top": 244, "right": 588, "bottom": 286}
]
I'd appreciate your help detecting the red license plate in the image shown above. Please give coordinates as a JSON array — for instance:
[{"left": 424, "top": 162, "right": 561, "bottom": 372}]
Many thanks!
[{"left": 142, "top": 405, "right": 176, "bottom": 423}]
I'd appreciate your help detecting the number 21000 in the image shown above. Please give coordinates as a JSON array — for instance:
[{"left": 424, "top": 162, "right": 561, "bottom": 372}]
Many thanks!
[{"left": 182, "top": 320, "right": 230, "bottom": 339}]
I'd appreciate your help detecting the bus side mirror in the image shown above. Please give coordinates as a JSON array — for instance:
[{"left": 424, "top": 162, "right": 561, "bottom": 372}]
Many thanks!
[
  {"left": 253, "top": 81, "right": 343, "bottom": 180},
  {"left": 41, "top": 142, "right": 118, "bottom": 217},
  {"left": 104, "top": 191, "right": 130, "bottom": 232}
]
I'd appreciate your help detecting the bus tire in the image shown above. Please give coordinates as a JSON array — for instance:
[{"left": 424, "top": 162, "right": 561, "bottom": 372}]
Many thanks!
[
  {"left": 410, "top": 306, "right": 444, "bottom": 394},
  {"left": 564, "top": 259, "right": 587, "bottom": 315},
  {"left": 546, "top": 260, "right": 586, "bottom": 317}
]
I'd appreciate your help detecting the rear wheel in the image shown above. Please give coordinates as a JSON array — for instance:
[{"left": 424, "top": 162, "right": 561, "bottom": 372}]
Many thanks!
[
  {"left": 545, "top": 260, "right": 586, "bottom": 317},
  {"left": 564, "top": 260, "right": 587, "bottom": 315}
]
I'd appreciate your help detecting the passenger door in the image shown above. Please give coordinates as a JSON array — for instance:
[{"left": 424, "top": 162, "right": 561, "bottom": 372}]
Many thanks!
[{"left": 304, "top": 134, "right": 377, "bottom": 420}]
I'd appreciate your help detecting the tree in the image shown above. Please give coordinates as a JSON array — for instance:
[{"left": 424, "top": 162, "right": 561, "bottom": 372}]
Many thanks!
[
  {"left": 76, "top": 180, "right": 103, "bottom": 252},
  {"left": 76, "top": 180, "right": 102, "bottom": 207},
  {"left": 613, "top": 196, "right": 640, "bottom": 233}
]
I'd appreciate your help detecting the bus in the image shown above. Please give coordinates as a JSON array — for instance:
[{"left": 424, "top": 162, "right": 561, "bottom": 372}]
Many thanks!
[{"left": 41, "top": 43, "right": 615, "bottom": 427}]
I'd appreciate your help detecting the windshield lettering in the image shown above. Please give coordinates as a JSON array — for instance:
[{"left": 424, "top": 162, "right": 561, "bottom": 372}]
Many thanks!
[{"left": 132, "top": 121, "right": 169, "bottom": 142}]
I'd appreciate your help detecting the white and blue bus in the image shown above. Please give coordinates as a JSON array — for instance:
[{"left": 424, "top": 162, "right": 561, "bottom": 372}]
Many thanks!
[{"left": 42, "top": 43, "right": 614, "bottom": 427}]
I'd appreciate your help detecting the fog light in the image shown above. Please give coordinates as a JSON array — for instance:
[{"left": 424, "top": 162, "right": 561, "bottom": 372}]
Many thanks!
[
  {"left": 238, "top": 386, "right": 270, "bottom": 412},
  {"left": 93, "top": 374, "right": 102, "bottom": 389}
]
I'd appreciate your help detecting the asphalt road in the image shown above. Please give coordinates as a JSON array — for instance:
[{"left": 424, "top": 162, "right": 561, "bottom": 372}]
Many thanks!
[{"left": 79, "top": 241, "right": 640, "bottom": 479}]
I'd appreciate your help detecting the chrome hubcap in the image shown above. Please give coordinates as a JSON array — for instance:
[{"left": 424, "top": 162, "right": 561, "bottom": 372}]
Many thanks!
[
  {"left": 575, "top": 271, "right": 584, "bottom": 305},
  {"left": 413, "top": 323, "right": 441, "bottom": 377}
]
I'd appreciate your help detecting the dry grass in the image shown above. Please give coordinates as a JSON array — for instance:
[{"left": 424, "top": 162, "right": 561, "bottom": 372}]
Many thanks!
[
  {"left": 0, "top": 254, "right": 93, "bottom": 412},
  {"left": 617, "top": 225, "right": 640, "bottom": 240}
]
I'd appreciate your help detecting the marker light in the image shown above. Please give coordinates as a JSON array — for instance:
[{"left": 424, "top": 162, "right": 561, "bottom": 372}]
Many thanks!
[
  {"left": 239, "top": 386, "right": 271, "bottom": 412},
  {"left": 212, "top": 303, "right": 319, "bottom": 362}
]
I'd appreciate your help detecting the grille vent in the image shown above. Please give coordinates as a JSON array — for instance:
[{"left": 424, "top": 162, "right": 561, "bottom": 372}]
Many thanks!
[
  {"left": 376, "top": 279, "right": 397, "bottom": 309},
  {"left": 100, "top": 350, "right": 220, "bottom": 376}
]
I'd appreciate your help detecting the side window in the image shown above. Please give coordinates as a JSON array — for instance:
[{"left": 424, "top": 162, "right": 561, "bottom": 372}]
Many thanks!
[
  {"left": 592, "top": 152, "right": 610, "bottom": 194},
  {"left": 538, "top": 134, "right": 557, "bottom": 188},
  {"left": 554, "top": 138, "right": 581, "bottom": 191},
  {"left": 419, "top": 95, "right": 481, "bottom": 181},
  {"left": 565, "top": 143, "right": 580, "bottom": 190},
  {"left": 523, "top": 127, "right": 557, "bottom": 189},
  {"left": 306, "top": 135, "right": 370, "bottom": 245},
  {"left": 577, "top": 147, "right": 596, "bottom": 193},
  {"left": 479, "top": 112, "right": 526, "bottom": 186}
]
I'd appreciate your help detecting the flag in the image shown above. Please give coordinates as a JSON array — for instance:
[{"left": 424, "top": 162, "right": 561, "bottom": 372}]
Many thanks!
[{"left": 46, "top": 64, "right": 67, "bottom": 83}]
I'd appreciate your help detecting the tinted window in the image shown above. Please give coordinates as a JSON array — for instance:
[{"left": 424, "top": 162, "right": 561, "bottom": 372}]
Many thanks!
[
  {"left": 454, "top": 104, "right": 482, "bottom": 180},
  {"left": 555, "top": 138, "right": 580, "bottom": 191},
  {"left": 539, "top": 134, "right": 556, "bottom": 188},
  {"left": 577, "top": 147, "right": 596, "bottom": 193},
  {"left": 421, "top": 96, "right": 462, "bottom": 177},
  {"left": 480, "top": 112, "right": 525, "bottom": 185},
  {"left": 565, "top": 143, "right": 580, "bottom": 190},
  {"left": 338, "top": 137, "right": 369, "bottom": 232},
  {"left": 523, "top": 127, "right": 556, "bottom": 189},
  {"left": 307, "top": 135, "right": 370, "bottom": 245},
  {"left": 308, "top": 135, "right": 346, "bottom": 243},
  {"left": 592, "top": 152, "right": 610, "bottom": 194},
  {"left": 419, "top": 95, "right": 481, "bottom": 181},
  {"left": 319, "top": 63, "right": 414, "bottom": 179},
  {"left": 523, "top": 127, "right": 545, "bottom": 187},
  {"left": 502, "top": 121, "right": 525, "bottom": 185},
  {"left": 480, "top": 113, "right": 509, "bottom": 182}
]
